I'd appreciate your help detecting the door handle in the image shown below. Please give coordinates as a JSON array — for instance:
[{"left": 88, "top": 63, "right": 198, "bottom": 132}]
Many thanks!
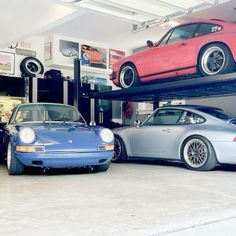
[
  {"left": 162, "top": 129, "right": 171, "bottom": 133},
  {"left": 180, "top": 42, "right": 186, "bottom": 46}
]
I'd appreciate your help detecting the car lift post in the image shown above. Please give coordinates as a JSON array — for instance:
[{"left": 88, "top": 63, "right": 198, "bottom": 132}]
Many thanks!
[{"left": 73, "top": 58, "right": 81, "bottom": 110}]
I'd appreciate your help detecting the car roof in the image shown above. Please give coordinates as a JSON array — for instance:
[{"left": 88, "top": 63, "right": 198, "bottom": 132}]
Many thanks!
[
  {"left": 176, "top": 18, "right": 231, "bottom": 26},
  {"left": 159, "top": 104, "right": 223, "bottom": 111},
  {"left": 18, "top": 103, "right": 74, "bottom": 107}
]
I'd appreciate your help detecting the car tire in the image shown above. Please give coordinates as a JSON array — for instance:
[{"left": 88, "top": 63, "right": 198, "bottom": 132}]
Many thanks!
[
  {"left": 93, "top": 161, "right": 110, "bottom": 172},
  {"left": 198, "top": 43, "right": 235, "bottom": 76},
  {"left": 7, "top": 141, "right": 24, "bottom": 175},
  {"left": 119, "top": 63, "right": 140, "bottom": 88},
  {"left": 20, "top": 57, "right": 44, "bottom": 77},
  {"left": 112, "top": 136, "right": 128, "bottom": 163},
  {"left": 181, "top": 135, "right": 217, "bottom": 171}
]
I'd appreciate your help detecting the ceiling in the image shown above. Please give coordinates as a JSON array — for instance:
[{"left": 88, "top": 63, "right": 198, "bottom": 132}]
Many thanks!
[{"left": 0, "top": 0, "right": 236, "bottom": 50}]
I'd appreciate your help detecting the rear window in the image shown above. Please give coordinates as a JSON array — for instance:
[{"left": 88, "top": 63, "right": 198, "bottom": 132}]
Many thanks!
[
  {"left": 195, "top": 23, "right": 222, "bottom": 37},
  {"left": 197, "top": 107, "right": 230, "bottom": 120}
]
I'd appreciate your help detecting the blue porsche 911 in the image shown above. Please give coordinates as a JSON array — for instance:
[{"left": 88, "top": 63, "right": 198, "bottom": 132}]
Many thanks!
[{"left": 1, "top": 103, "right": 114, "bottom": 175}]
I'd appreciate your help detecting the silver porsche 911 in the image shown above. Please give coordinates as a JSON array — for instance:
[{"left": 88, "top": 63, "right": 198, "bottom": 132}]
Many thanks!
[{"left": 112, "top": 105, "right": 236, "bottom": 171}]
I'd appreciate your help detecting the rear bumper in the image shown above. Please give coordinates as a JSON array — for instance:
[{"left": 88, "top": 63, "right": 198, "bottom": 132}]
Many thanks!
[
  {"left": 212, "top": 141, "right": 236, "bottom": 164},
  {"left": 15, "top": 151, "right": 113, "bottom": 168}
]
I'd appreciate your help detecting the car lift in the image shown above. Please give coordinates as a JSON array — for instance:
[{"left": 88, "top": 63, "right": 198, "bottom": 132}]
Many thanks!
[{"left": 84, "top": 72, "right": 236, "bottom": 102}]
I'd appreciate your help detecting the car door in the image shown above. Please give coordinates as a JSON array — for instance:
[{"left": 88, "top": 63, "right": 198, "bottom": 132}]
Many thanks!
[
  {"left": 160, "top": 23, "right": 200, "bottom": 73},
  {"left": 129, "top": 108, "right": 184, "bottom": 158},
  {"left": 138, "top": 23, "right": 200, "bottom": 78}
]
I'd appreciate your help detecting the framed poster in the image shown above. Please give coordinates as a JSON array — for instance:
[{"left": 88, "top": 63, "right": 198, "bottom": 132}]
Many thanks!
[
  {"left": 59, "top": 39, "right": 79, "bottom": 64},
  {"left": 81, "top": 44, "right": 107, "bottom": 69},
  {"left": 44, "top": 42, "right": 52, "bottom": 61},
  {"left": 0, "top": 51, "right": 15, "bottom": 75},
  {"left": 109, "top": 49, "right": 125, "bottom": 69}
]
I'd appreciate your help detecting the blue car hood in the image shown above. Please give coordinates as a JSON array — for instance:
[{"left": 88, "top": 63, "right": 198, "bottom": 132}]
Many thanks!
[{"left": 17, "top": 123, "right": 100, "bottom": 151}]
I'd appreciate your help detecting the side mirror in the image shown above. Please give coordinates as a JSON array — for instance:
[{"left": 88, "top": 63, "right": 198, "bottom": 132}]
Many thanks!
[
  {"left": 89, "top": 121, "right": 96, "bottom": 126},
  {"left": 147, "top": 40, "right": 154, "bottom": 47},
  {"left": 134, "top": 120, "right": 141, "bottom": 127}
]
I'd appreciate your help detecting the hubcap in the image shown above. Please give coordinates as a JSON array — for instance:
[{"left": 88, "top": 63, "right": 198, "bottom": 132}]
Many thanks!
[
  {"left": 201, "top": 47, "right": 225, "bottom": 75},
  {"left": 112, "top": 138, "right": 121, "bottom": 161},
  {"left": 183, "top": 139, "right": 208, "bottom": 168},
  {"left": 120, "top": 66, "right": 135, "bottom": 88},
  {"left": 7, "top": 143, "right": 12, "bottom": 170}
]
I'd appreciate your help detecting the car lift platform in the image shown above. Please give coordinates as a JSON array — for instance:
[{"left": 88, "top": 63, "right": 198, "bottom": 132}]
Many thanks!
[{"left": 86, "top": 72, "right": 236, "bottom": 102}]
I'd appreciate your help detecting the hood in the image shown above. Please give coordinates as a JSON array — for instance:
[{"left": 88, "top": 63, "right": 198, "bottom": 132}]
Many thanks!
[{"left": 17, "top": 123, "right": 100, "bottom": 152}]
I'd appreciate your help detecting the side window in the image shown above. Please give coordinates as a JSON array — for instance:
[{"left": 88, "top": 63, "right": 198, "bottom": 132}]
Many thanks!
[
  {"left": 167, "top": 24, "right": 199, "bottom": 44},
  {"left": 195, "top": 23, "right": 222, "bottom": 37},
  {"left": 158, "top": 30, "right": 172, "bottom": 46},
  {"left": 178, "top": 111, "right": 205, "bottom": 124},
  {"left": 145, "top": 109, "right": 183, "bottom": 125}
]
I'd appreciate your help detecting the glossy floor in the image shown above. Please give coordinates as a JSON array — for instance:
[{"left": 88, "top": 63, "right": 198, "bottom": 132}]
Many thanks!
[{"left": 0, "top": 161, "right": 236, "bottom": 236}]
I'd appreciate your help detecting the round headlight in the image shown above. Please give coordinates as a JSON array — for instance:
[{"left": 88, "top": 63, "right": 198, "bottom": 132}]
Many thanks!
[
  {"left": 99, "top": 128, "right": 114, "bottom": 143},
  {"left": 19, "top": 127, "right": 36, "bottom": 144}
]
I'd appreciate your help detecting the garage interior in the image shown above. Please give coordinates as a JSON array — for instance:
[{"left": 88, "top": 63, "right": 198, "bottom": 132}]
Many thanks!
[{"left": 1, "top": 0, "right": 236, "bottom": 235}]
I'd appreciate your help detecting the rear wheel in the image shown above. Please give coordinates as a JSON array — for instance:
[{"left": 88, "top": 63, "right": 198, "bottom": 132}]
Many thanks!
[
  {"left": 119, "top": 64, "right": 140, "bottom": 88},
  {"left": 181, "top": 136, "right": 217, "bottom": 171},
  {"left": 7, "top": 141, "right": 24, "bottom": 175},
  {"left": 198, "top": 43, "right": 235, "bottom": 76},
  {"left": 112, "top": 136, "right": 127, "bottom": 163}
]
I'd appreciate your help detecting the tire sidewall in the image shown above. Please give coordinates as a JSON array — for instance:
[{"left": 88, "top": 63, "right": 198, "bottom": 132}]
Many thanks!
[
  {"left": 6, "top": 141, "right": 13, "bottom": 172},
  {"left": 198, "top": 43, "right": 234, "bottom": 76},
  {"left": 112, "top": 136, "right": 127, "bottom": 163},
  {"left": 20, "top": 57, "right": 44, "bottom": 77},
  {"left": 181, "top": 135, "right": 217, "bottom": 171},
  {"left": 119, "top": 63, "right": 139, "bottom": 88}
]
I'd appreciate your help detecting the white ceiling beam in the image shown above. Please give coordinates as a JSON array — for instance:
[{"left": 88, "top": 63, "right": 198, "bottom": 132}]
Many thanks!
[
  {"left": 147, "top": 0, "right": 189, "bottom": 13},
  {"left": 91, "top": 0, "right": 165, "bottom": 20},
  {"left": 75, "top": 2, "right": 142, "bottom": 24},
  {"left": 199, "top": 0, "right": 220, "bottom": 5}
]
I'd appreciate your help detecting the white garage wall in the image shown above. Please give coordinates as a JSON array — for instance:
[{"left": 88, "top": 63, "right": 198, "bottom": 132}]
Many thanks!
[{"left": 187, "top": 96, "right": 236, "bottom": 116}]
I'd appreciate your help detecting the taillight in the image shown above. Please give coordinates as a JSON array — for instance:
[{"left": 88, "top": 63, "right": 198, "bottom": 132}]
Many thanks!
[{"left": 233, "top": 137, "right": 236, "bottom": 142}]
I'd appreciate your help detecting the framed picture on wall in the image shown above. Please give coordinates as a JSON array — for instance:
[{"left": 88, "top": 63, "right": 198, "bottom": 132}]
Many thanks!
[
  {"left": 81, "top": 44, "right": 107, "bottom": 69},
  {"left": 44, "top": 42, "right": 52, "bottom": 61},
  {"left": 0, "top": 51, "right": 15, "bottom": 75},
  {"left": 59, "top": 39, "right": 79, "bottom": 64}
]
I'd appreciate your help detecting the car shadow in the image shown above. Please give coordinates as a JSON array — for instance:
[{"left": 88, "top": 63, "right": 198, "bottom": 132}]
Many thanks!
[
  {"left": 24, "top": 166, "right": 98, "bottom": 176},
  {"left": 123, "top": 159, "right": 236, "bottom": 172}
]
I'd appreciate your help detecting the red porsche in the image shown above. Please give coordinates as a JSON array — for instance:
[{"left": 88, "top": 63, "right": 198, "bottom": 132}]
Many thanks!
[{"left": 110, "top": 19, "right": 236, "bottom": 88}]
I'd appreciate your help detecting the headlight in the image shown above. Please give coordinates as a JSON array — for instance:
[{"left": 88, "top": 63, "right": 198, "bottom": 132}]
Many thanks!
[
  {"left": 19, "top": 127, "right": 36, "bottom": 144},
  {"left": 99, "top": 128, "right": 114, "bottom": 143}
]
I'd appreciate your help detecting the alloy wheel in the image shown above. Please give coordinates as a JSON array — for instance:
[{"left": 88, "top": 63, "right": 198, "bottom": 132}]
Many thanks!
[
  {"left": 183, "top": 138, "right": 208, "bottom": 168},
  {"left": 201, "top": 47, "right": 226, "bottom": 75},
  {"left": 112, "top": 138, "right": 122, "bottom": 161},
  {"left": 120, "top": 65, "right": 135, "bottom": 88}
]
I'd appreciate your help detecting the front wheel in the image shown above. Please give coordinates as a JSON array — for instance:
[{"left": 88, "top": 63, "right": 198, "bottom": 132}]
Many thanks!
[
  {"left": 198, "top": 43, "right": 235, "bottom": 76},
  {"left": 112, "top": 136, "right": 127, "bottom": 163},
  {"left": 119, "top": 64, "right": 140, "bottom": 88},
  {"left": 7, "top": 141, "right": 24, "bottom": 175},
  {"left": 181, "top": 136, "right": 217, "bottom": 171}
]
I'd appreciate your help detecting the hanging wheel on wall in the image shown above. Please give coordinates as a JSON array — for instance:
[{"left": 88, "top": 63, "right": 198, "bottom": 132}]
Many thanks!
[{"left": 20, "top": 57, "right": 44, "bottom": 77}]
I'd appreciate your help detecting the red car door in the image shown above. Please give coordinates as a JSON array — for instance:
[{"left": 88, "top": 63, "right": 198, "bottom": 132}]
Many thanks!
[{"left": 138, "top": 23, "right": 199, "bottom": 80}]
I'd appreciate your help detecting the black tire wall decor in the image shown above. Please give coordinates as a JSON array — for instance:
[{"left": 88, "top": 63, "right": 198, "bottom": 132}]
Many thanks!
[{"left": 20, "top": 57, "right": 44, "bottom": 77}]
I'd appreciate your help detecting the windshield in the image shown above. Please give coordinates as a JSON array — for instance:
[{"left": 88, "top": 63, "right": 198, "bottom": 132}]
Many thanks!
[
  {"left": 11, "top": 104, "right": 86, "bottom": 124},
  {"left": 197, "top": 107, "right": 231, "bottom": 120}
]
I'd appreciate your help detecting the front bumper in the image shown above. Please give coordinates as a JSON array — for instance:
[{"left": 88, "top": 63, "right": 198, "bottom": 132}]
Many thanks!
[{"left": 15, "top": 151, "right": 113, "bottom": 168}]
